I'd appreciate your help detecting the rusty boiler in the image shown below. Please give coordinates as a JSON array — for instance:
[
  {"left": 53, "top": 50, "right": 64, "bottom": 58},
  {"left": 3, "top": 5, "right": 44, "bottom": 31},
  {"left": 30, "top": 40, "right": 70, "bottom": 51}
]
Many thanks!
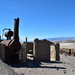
[{"left": 1, "top": 18, "right": 21, "bottom": 63}]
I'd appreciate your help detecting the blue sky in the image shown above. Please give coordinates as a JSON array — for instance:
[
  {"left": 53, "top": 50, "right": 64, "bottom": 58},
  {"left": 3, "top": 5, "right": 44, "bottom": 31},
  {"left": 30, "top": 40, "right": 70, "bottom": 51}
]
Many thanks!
[{"left": 0, "top": 0, "right": 75, "bottom": 41}]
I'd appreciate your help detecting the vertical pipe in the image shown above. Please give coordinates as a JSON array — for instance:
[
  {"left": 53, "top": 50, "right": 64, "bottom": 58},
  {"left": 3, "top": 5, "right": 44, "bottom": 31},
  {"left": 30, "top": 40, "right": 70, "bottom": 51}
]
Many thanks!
[
  {"left": 26, "top": 37, "right": 27, "bottom": 43},
  {"left": 13, "top": 18, "right": 19, "bottom": 41}
]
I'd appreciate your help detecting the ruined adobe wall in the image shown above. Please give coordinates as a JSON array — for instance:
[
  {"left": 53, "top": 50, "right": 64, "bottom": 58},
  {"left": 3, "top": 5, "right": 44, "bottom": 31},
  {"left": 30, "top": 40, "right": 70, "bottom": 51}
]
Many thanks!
[
  {"left": 55, "top": 43, "right": 60, "bottom": 61},
  {"left": 33, "top": 39, "right": 54, "bottom": 61},
  {"left": 50, "top": 43, "right": 60, "bottom": 61},
  {"left": 50, "top": 45, "right": 56, "bottom": 61},
  {"left": 20, "top": 42, "right": 26, "bottom": 63}
]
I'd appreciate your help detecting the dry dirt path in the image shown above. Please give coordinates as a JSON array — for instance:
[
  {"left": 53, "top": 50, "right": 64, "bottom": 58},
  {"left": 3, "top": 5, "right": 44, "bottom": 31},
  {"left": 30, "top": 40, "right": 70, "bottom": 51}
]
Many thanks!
[{"left": 11, "top": 54, "right": 75, "bottom": 75}]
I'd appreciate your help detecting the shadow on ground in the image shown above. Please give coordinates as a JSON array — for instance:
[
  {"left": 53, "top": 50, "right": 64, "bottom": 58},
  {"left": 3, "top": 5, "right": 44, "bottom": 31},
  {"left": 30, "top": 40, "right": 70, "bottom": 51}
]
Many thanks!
[{"left": 9, "top": 61, "right": 66, "bottom": 69}]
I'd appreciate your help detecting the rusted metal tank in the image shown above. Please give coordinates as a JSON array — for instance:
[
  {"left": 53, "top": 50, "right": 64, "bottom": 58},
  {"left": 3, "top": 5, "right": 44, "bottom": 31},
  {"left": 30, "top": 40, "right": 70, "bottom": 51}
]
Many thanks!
[
  {"left": 5, "top": 30, "right": 13, "bottom": 38},
  {"left": 1, "top": 18, "right": 21, "bottom": 63}
]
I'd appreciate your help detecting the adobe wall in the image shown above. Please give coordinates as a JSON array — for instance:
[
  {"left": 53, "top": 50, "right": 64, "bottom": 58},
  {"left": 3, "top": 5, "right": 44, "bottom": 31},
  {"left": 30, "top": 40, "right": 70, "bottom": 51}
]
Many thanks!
[
  {"left": 55, "top": 43, "right": 60, "bottom": 61},
  {"left": 50, "top": 45, "right": 56, "bottom": 61},
  {"left": 20, "top": 42, "right": 26, "bottom": 63},
  {"left": 33, "top": 39, "right": 53, "bottom": 61}
]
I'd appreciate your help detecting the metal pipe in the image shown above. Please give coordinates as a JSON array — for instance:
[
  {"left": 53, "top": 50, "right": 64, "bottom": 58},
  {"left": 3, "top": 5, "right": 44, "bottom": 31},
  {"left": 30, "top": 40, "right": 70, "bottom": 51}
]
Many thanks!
[{"left": 2, "top": 28, "right": 11, "bottom": 39}]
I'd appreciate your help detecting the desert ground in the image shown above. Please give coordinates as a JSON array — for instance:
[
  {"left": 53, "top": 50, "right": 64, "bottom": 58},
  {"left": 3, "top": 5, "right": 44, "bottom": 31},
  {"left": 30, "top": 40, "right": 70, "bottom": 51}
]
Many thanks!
[
  {"left": 10, "top": 54, "right": 75, "bottom": 75},
  {"left": 1, "top": 54, "right": 75, "bottom": 75},
  {"left": 0, "top": 54, "right": 74, "bottom": 75}
]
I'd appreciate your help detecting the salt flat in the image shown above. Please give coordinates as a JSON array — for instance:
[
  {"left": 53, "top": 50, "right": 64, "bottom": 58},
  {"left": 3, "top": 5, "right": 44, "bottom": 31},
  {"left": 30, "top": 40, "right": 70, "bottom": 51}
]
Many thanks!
[{"left": 60, "top": 43, "right": 75, "bottom": 49}]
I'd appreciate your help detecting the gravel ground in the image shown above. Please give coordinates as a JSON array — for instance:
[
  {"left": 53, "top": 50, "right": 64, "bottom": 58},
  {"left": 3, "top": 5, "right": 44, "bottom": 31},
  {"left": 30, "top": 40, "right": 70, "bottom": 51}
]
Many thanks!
[
  {"left": 0, "top": 54, "right": 75, "bottom": 75},
  {"left": 0, "top": 59, "right": 20, "bottom": 75},
  {"left": 11, "top": 54, "right": 75, "bottom": 75}
]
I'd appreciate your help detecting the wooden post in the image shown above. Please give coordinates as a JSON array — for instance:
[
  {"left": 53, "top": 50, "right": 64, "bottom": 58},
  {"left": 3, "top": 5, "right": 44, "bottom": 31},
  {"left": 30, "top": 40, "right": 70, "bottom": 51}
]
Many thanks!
[{"left": 69, "top": 49, "right": 71, "bottom": 56}]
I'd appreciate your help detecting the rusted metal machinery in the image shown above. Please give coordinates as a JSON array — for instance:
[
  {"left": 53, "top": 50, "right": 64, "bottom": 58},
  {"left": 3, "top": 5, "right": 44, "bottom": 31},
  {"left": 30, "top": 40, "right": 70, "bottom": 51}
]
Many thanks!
[
  {"left": 3, "top": 28, "right": 13, "bottom": 40},
  {"left": 1, "top": 18, "right": 21, "bottom": 63}
]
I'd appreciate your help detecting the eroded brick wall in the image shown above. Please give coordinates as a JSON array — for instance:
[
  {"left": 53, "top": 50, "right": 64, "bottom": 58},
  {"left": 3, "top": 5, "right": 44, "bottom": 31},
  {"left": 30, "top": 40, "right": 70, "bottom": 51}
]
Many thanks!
[
  {"left": 33, "top": 39, "right": 53, "bottom": 61},
  {"left": 20, "top": 42, "right": 26, "bottom": 63},
  {"left": 55, "top": 43, "right": 60, "bottom": 61},
  {"left": 50, "top": 45, "right": 56, "bottom": 61}
]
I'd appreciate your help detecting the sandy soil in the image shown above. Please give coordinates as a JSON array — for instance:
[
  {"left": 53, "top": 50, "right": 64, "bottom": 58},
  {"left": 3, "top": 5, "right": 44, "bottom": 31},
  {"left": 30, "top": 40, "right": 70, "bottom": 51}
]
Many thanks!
[{"left": 9, "top": 54, "right": 75, "bottom": 75}]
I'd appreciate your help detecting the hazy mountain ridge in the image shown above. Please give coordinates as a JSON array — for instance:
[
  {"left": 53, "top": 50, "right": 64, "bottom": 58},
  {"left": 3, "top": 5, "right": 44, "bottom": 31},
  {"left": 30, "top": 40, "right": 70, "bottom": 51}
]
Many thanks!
[{"left": 46, "top": 37, "right": 75, "bottom": 43}]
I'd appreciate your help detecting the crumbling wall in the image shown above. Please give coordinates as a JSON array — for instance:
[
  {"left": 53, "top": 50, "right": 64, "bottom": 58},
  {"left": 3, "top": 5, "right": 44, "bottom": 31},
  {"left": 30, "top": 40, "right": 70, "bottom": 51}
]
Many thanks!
[
  {"left": 55, "top": 43, "right": 60, "bottom": 61},
  {"left": 20, "top": 42, "right": 26, "bottom": 63},
  {"left": 50, "top": 43, "right": 60, "bottom": 61},
  {"left": 50, "top": 45, "right": 56, "bottom": 61},
  {"left": 33, "top": 39, "right": 53, "bottom": 61}
]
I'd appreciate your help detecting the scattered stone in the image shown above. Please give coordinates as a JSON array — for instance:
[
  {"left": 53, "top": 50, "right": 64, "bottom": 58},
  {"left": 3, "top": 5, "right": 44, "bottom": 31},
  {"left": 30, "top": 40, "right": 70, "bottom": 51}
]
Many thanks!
[
  {"left": 29, "top": 70, "right": 31, "bottom": 72},
  {"left": 57, "top": 68, "right": 59, "bottom": 70},
  {"left": 63, "top": 70, "right": 66, "bottom": 74},
  {"left": 71, "top": 70, "right": 74, "bottom": 72},
  {"left": 42, "top": 70, "right": 44, "bottom": 71},
  {"left": 21, "top": 73, "right": 24, "bottom": 75}
]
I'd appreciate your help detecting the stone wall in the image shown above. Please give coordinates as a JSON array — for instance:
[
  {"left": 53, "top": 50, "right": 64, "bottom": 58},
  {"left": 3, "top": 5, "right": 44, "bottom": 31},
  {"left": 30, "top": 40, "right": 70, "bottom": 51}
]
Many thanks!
[
  {"left": 33, "top": 39, "right": 53, "bottom": 61},
  {"left": 20, "top": 42, "right": 26, "bottom": 63}
]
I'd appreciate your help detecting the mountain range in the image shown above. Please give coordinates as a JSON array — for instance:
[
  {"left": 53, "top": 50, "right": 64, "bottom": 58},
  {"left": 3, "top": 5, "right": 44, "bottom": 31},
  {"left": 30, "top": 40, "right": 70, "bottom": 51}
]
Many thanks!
[{"left": 46, "top": 37, "right": 75, "bottom": 42}]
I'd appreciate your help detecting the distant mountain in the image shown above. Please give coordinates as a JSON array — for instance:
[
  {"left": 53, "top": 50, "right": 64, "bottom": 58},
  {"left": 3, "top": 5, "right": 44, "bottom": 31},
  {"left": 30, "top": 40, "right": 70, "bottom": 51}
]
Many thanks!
[{"left": 46, "top": 37, "right": 75, "bottom": 42}]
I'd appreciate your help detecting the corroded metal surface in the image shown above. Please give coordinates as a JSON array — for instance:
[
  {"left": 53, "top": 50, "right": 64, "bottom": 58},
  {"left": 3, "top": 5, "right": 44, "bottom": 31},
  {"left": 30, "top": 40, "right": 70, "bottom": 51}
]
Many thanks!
[
  {"left": 0, "top": 18, "right": 21, "bottom": 63},
  {"left": 1, "top": 18, "right": 21, "bottom": 51},
  {"left": 5, "top": 31, "right": 13, "bottom": 37}
]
